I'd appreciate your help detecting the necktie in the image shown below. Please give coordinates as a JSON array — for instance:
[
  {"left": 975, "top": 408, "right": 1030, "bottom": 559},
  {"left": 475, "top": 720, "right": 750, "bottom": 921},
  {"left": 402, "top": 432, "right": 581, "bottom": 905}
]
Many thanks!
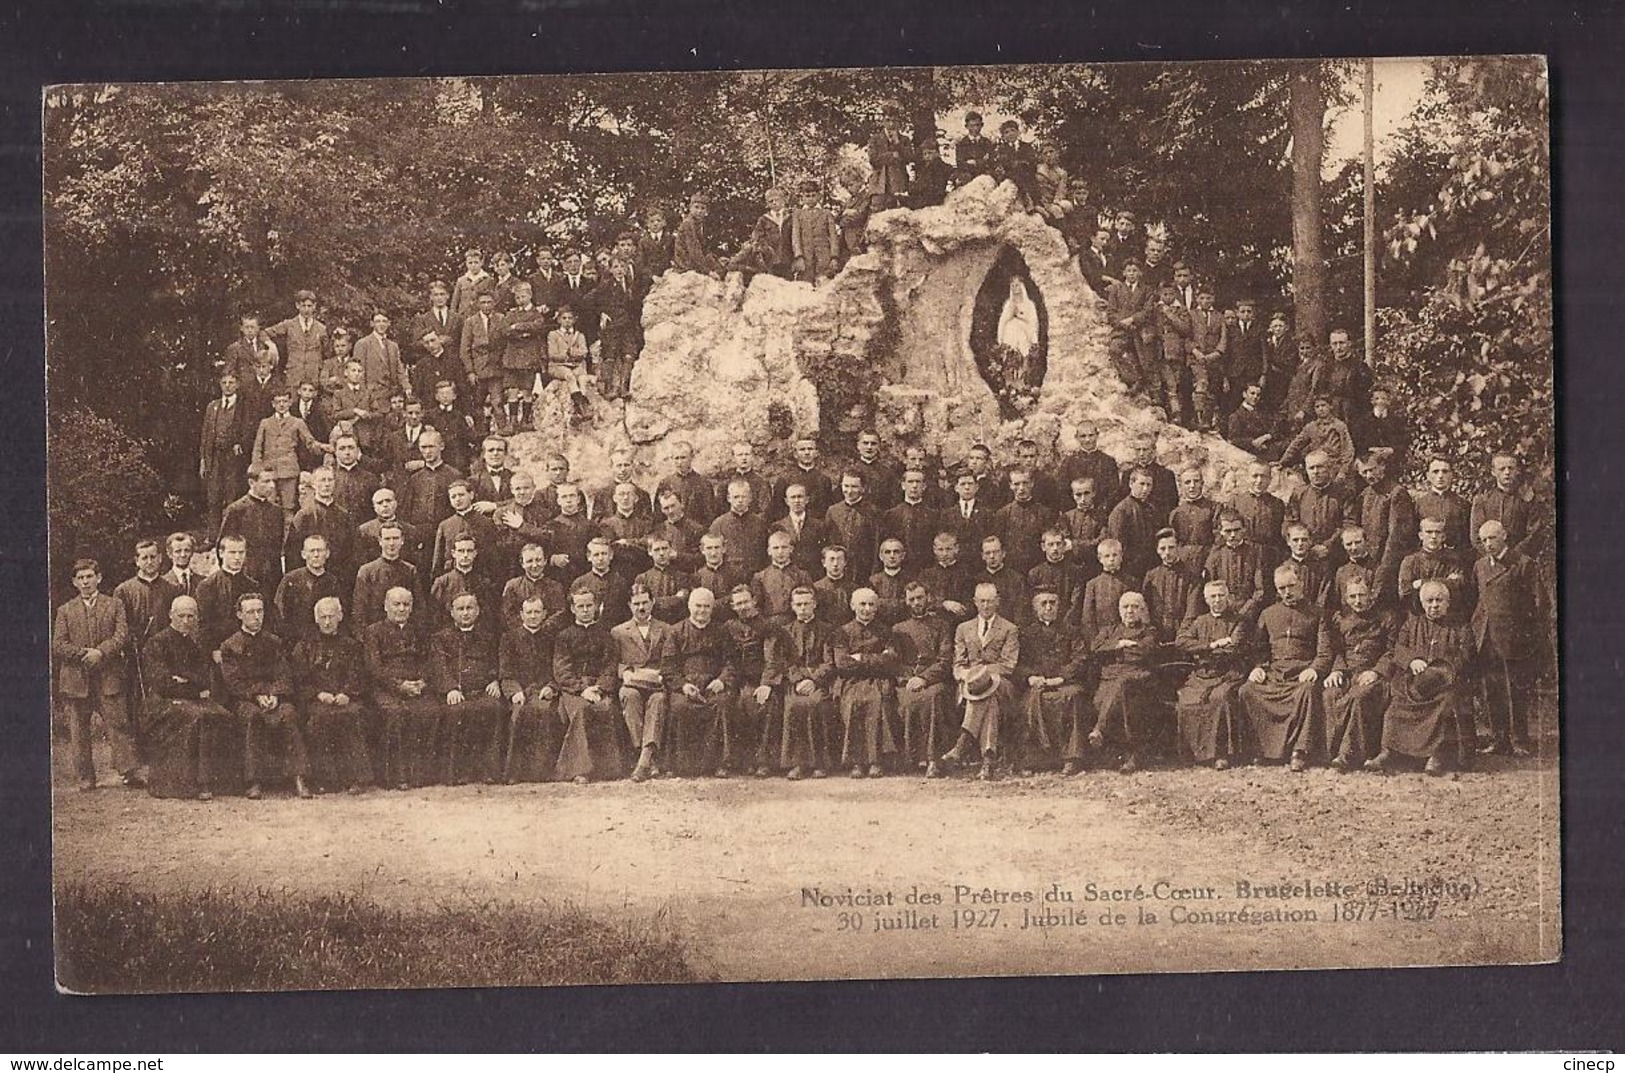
[
  {"left": 979, "top": 619, "right": 989, "bottom": 643},
  {"left": 223, "top": 398, "right": 232, "bottom": 410},
  {"left": 438, "top": 310, "right": 446, "bottom": 327}
]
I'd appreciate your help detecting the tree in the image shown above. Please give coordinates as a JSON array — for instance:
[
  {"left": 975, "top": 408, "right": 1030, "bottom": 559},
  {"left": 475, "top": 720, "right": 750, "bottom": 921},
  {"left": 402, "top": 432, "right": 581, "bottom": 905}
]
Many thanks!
[
  {"left": 1377, "top": 57, "right": 1552, "bottom": 483},
  {"left": 1288, "top": 61, "right": 1330, "bottom": 347}
]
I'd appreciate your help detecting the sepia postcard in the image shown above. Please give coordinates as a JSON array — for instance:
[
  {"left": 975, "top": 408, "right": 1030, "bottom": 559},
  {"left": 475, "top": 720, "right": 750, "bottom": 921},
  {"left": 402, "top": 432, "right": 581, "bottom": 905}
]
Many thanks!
[{"left": 44, "top": 55, "right": 1557, "bottom": 991}]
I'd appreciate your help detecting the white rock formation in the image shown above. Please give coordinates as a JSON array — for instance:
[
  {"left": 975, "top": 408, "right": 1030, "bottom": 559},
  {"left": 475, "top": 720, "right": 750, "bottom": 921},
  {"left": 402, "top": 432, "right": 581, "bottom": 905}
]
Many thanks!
[{"left": 510, "top": 174, "right": 1262, "bottom": 498}]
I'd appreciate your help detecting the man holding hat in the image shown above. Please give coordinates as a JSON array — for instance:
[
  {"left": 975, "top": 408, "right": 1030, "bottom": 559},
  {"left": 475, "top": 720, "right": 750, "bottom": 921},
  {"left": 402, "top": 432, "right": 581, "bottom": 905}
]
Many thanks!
[
  {"left": 1368, "top": 579, "right": 1474, "bottom": 775},
  {"left": 942, "top": 582, "right": 1021, "bottom": 780}
]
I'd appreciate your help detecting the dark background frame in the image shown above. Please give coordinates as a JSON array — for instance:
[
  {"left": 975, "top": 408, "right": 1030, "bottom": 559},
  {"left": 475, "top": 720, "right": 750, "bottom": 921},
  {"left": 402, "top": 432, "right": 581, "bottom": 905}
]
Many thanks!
[{"left": 3, "top": 0, "right": 1620, "bottom": 1051}]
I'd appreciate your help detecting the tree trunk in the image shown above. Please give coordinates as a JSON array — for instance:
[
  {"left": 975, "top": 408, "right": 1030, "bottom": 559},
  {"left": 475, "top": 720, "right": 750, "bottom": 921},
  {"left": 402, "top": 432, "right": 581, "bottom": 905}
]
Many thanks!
[{"left": 1288, "top": 62, "right": 1328, "bottom": 349}]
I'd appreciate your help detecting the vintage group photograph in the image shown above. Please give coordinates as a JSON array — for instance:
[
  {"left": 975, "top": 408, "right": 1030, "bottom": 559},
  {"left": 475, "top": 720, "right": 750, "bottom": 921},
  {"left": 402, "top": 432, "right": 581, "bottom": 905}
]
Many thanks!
[{"left": 43, "top": 55, "right": 1558, "bottom": 991}]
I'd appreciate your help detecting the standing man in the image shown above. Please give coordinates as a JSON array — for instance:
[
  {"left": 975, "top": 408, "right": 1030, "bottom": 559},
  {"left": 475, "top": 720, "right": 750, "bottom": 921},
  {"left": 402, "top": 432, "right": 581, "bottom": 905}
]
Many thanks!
[
  {"left": 199, "top": 371, "right": 250, "bottom": 535},
  {"left": 265, "top": 290, "right": 329, "bottom": 394},
  {"left": 1472, "top": 520, "right": 1544, "bottom": 757},
  {"left": 53, "top": 559, "right": 136, "bottom": 790},
  {"left": 217, "top": 466, "right": 285, "bottom": 591},
  {"left": 354, "top": 311, "right": 411, "bottom": 401}
]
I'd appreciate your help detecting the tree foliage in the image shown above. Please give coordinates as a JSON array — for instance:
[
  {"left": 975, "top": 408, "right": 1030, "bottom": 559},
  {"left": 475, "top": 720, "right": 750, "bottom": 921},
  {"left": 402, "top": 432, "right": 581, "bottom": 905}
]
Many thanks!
[
  {"left": 48, "top": 406, "right": 167, "bottom": 580},
  {"left": 1376, "top": 57, "right": 1552, "bottom": 482}
]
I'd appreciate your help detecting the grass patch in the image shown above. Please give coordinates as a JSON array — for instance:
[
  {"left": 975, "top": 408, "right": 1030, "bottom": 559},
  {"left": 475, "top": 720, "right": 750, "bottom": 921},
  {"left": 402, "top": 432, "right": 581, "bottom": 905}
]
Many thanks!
[{"left": 55, "top": 883, "right": 705, "bottom": 993}]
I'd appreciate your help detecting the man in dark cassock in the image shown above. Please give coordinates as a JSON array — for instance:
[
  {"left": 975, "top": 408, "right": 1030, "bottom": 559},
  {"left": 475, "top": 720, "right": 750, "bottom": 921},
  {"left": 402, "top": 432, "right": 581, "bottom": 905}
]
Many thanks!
[
  {"left": 635, "top": 535, "right": 693, "bottom": 627},
  {"left": 1173, "top": 581, "right": 1250, "bottom": 769},
  {"left": 353, "top": 522, "right": 422, "bottom": 631},
  {"left": 292, "top": 596, "right": 373, "bottom": 793},
  {"left": 1027, "top": 528, "right": 1087, "bottom": 631},
  {"left": 1320, "top": 575, "right": 1396, "bottom": 772},
  {"left": 218, "top": 592, "right": 306, "bottom": 799},
  {"left": 919, "top": 532, "right": 975, "bottom": 623},
  {"left": 357, "top": 486, "right": 429, "bottom": 577},
  {"left": 868, "top": 537, "right": 913, "bottom": 629},
  {"left": 1229, "top": 461, "right": 1287, "bottom": 562},
  {"left": 1281, "top": 523, "right": 1332, "bottom": 610},
  {"left": 771, "top": 587, "right": 839, "bottom": 778},
  {"left": 752, "top": 530, "right": 815, "bottom": 627},
  {"left": 890, "top": 582, "right": 956, "bottom": 778},
  {"left": 826, "top": 473, "right": 880, "bottom": 581},
  {"left": 1087, "top": 590, "right": 1165, "bottom": 774},
  {"left": 1205, "top": 509, "right": 1271, "bottom": 623},
  {"left": 1398, "top": 517, "right": 1472, "bottom": 617},
  {"left": 1076, "top": 538, "right": 1138, "bottom": 644},
  {"left": 1368, "top": 580, "right": 1474, "bottom": 775},
  {"left": 651, "top": 490, "right": 709, "bottom": 575},
  {"left": 1283, "top": 451, "right": 1352, "bottom": 563},
  {"left": 500, "top": 594, "right": 561, "bottom": 784},
  {"left": 501, "top": 544, "right": 570, "bottom": 635},
  {"left": 1413, "top": 457, "right": 1474, "bottom": 556},
  {"left": 570, "top": 538, "right": 632, "bottom": 629},
  {"left": 552, "top": 590, "right": 627, "bottom": 783},
  {"left": 1470, "top": 453, "right": 1546, "bottom": 560},
  {"left": 1107, "top": 468, "right": 1163, "bottom": 581},
  {"left": 275, "top": 534, "right": 345, "bottom": 647},
  {"left": 428, "top": 592, "right": 504, "bottom": 784},
  {"left": 1061, "top": 477, "right": 1109, "bottom": 578},
  {"left": 691, "top": 534, "right": 743, "bottom": 626},
  {"left": 613, "top": 585, "right": 673, "bottom": 781},
  {"left": 974, "top": 535, "right": 1031, "bottom": 625},
  {"left": 1143, "top": 529, "right": 1201, "bottom": 641},
  {"left": 653, "top": 440, "right": 718, "bottom": 530},
  {"left": 994, "top": 469, "right": 1058, "bottom": 577},
  {"left": 1016, "top": 589, "right": 1089, "bottom": 776},
  {"left": 363, "top": 586, "right": 439, "bottom": 788},
  {"left": 140, "top": 596, "right": 241, "bottom": 799},
  {"left": 834, "top": 588, "right": 902, "bottom": 778},
  {"left": 710, "top": 479, "right": 770, "bottom": 578},
  {"left": 725, "top": 586, "right": 784, "bottom": 777},
  {"left": 661, "top": 588, "right": 739, "bottom": 777},
  {"left": 199, "top": 536, "right": 265, "bottom": 654},
  {"left": 220, "top": 467, "right": 287, "bottom": 591},
  {"left": 1354, "top": 450, "right": 1417, "bottom": 607},
  {"left": 285, "top": 467, "right": 357, "bottom": 590},
  {"left": 1169, "top": 467, "right": 1219, "bottom": 574},
  {"left": 883, "top": 469, "right": 942, "bottom": 571},
  {"left": 1237, "top": 564, "right": 1331, "bottom": 771},
  {"left": 813, "top": 546, "right": 859, "bottom": 629}
]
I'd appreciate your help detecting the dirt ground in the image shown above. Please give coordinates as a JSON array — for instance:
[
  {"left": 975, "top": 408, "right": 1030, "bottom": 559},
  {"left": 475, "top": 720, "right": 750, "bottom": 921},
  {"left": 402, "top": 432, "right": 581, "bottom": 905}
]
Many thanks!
[{"left": 52, "top": 722, "right": 1561, "bottom": 987}]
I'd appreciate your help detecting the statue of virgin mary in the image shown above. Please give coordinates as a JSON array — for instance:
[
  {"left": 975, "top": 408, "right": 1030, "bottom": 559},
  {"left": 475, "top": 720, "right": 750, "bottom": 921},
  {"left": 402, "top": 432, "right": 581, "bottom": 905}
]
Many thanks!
[{"left": 996, "top": 277, "right": 1040, "bottom": 356}]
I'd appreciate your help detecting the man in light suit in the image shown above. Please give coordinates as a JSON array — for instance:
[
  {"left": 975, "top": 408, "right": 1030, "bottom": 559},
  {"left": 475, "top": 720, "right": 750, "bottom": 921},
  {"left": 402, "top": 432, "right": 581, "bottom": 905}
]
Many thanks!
[
  {"left": 353, "top": 311, "right": 411, "bottom": 400},
  {"left": 941, "top": 582, "right": 1020, "bottom": 780},
  {"left": 264, "top": 290, "right": 330, "bottom": 393},
  {"left": 459, "top": 291, "right": 504, "bottom": 416},
  {"left": 1472, "top": 520, "right": 1545, "bottom": 757},
  {"left": 52, "top": 559, "right": 138, "bottom": 790},
  {"left": 613, "top": 584, "right": 674, "bottom": 781},
  {"left": 409, "top": 281, "right": 463, "bottom": 371}
]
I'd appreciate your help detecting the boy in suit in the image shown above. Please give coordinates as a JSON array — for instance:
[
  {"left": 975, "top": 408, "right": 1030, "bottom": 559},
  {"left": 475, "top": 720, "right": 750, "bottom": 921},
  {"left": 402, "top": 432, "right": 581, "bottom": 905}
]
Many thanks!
[
  {"left": 410, "top": 281, "right": 463, "bottom": 371},
  {"left": 954, "top": 111, "right": 995, "bottom": 184},
  {"left": 251, "top": 388, "right": 330, "bottom": 519},
  {"left": 674, "top": 194, "right": 723, "bottom": 278},
  {"left": 460, "top": 290, "right": 504, "bottom": 420},
  {"left": 637, "top": 208, "right": 676, "bottom": 280},
  {"left": 53, "top": 559, "right": 137, "bottom": 790},
  {"left": 790, "top": 180, "right": 841, "bottom": 283},
  {"left": 223, "top": 313, "right": 279, "bottom": 384},
  {"left": 265, "top": 290, "right": 329, "bottom": 393},
  {"left": 449, "top": 248, "right": 493, "bottom": 317},
  {"left": 354, "top": 312, "right": 411, "bottom": 401}
]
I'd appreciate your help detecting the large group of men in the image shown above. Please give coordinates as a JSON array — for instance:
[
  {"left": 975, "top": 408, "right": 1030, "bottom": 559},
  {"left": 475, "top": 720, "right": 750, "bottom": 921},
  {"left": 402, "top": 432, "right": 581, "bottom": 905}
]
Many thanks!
[
  {"left": 52, "top": 106, "right": 1553, "bottom": 797},
  {"left": 57, "top": 393, "right": 1551, "bottom": 797}
]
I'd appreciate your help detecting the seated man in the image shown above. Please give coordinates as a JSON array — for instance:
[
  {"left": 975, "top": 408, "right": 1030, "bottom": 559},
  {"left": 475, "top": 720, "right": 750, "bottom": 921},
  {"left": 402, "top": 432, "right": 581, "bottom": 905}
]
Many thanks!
[
  {"left": 499, "top": 595, "right": 561, "bottom": 784},
  {"left": 612, "top": 585, "right": 673, "bottom": 782},
  {"left": 218, "top": 592, "right": 306, "bottom": 799},
  {"left": 1173, "top": 580, "right": 1250, "bottom": 770},
  {"left": 1322, "top": 575, "right": 1396, "bottom": 772},
  {"left": 1367, "top": 579, "right": 1474, "bottom": 776},
  {"left": 428, "top": 592, "right": 504, "bottom": 785},
  {"left": 552, "top": 589, "right": 627, "bottom": 784},
  {"left": 1016, "top": 588, "right": 1089, "bottom": 776},
  {"left": 140, "top": 595, "right": 239, "bottom": 800},
  {"left": 661, "top": 588, "right": 738, "bottom": 777},
  {"left": 1237, "top": 563, "right": 1331, "bottom": 772},
  {"left": 1087, "top": 590, "right": 1164, "bottom": 774},
  {"left": 362, "top": 586, "right": 439, "bottom": 789},
  {"left": 292, "top": 596, "right": 373, "bottom": 794},
  {"left": 771, "top": 586, "right": 837, "bottom": 779},
  {"left": 890, "top": 581, "right": 955, "bottom": 778},
  {"left": 833, "top": 588, "right": 902, "bottom": 778},
  {"left": 719, "top": 588, "right": 781, "bottom": 780},
  {"left": 942, "top": 582, "right": 1021, "bottom": 780}
]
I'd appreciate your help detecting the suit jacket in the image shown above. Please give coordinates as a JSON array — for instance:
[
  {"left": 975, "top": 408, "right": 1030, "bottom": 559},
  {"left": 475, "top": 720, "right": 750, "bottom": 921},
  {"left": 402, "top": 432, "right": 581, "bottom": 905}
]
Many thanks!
[
  {"left": 1077, "top": 245, "right": 1113, "bottom": 296},
  {"left": 459, "top": 310, "right": 503, "bottom": 381},
  {"left": 353, "top": 333, "right": 411, "bottom": 398},
  {"left": 200, "top": 397, "right": 250, "bottom": 478},
  {"left": 52, "top": 595, "right": 129, "bottom": 697},
  {"left": 673, "top": 216, "right": 721, "bottom": 276},
  {"left": 251, "top": 413, "right": 323, "bottom": 479},
  {"left": 411, "top": 307, "right": 464, "bottom": 365},
  {"left": 866, "top": 131, "right": 910, "bottom": 196},
  {"left": 1188, "top": 308, "right": 1228, "bottom": 363},
  {"left": 224, "top": 337, "right": 279, "bottom": 384},
  {"left": 498, "top": 305, "right": 548, "bottom": 371},
  {"left": 1104, "top": 281, "right": 1155, "bottom": 342},
  {"left": 952, "top": 614, "right": 1020, "bottom": 695},
  {"left": 637, "top": 232, "right": 675, "bottom": 278},
  {"left": 612, "top": 618, "right": 673, "bottom": 680},
  {"left": 1471, "top": 552, "right": 1543, "bottom": 661},
  {"left": 239, "top": 371, "right": 287, "bottom": 424},
  {"left": 450, "top": 271, "right": 495, "bottom": 317},
  {"left": 1227, "top": 318, "right": 1266, "bottom": 384},
  {"left": 266, "top": 316, "right": 329, "bottom": 390}
]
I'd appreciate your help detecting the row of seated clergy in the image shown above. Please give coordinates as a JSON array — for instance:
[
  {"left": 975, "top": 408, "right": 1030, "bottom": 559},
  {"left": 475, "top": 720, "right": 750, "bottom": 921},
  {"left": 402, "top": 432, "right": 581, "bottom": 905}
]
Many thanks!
[{"left": 135, "top": 562, "right": 1483, "bottom": 797}]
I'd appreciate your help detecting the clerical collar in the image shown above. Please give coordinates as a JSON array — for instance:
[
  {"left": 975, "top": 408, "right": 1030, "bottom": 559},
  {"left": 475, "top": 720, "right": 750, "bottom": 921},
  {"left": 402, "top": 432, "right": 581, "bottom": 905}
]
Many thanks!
[
  {"left": 458, "top": 626, "right": 475, "bottom": 633},
  {"left": 308, "top": 567, "right": 326, "bottom": 577},
  {"left": 136, "top": 572, "right": 159, "bottom": 582},
  {"left": 423, "top": 461, "right": 442, "bottom": 470},
  {"left": 315, "top": 497, "right": 334, "bottom": 507},
  {"left": 222, "top": 568, "right": 241, "bottom": 577},
  {"left": 524, "top": 624, "right": 542, "bottom": 634},
  {"left": 241, "top": 627, "right": 260, "bottom": 636},
  {"left": 455, "top": 566, "right": 473, "bottom": 575}
]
